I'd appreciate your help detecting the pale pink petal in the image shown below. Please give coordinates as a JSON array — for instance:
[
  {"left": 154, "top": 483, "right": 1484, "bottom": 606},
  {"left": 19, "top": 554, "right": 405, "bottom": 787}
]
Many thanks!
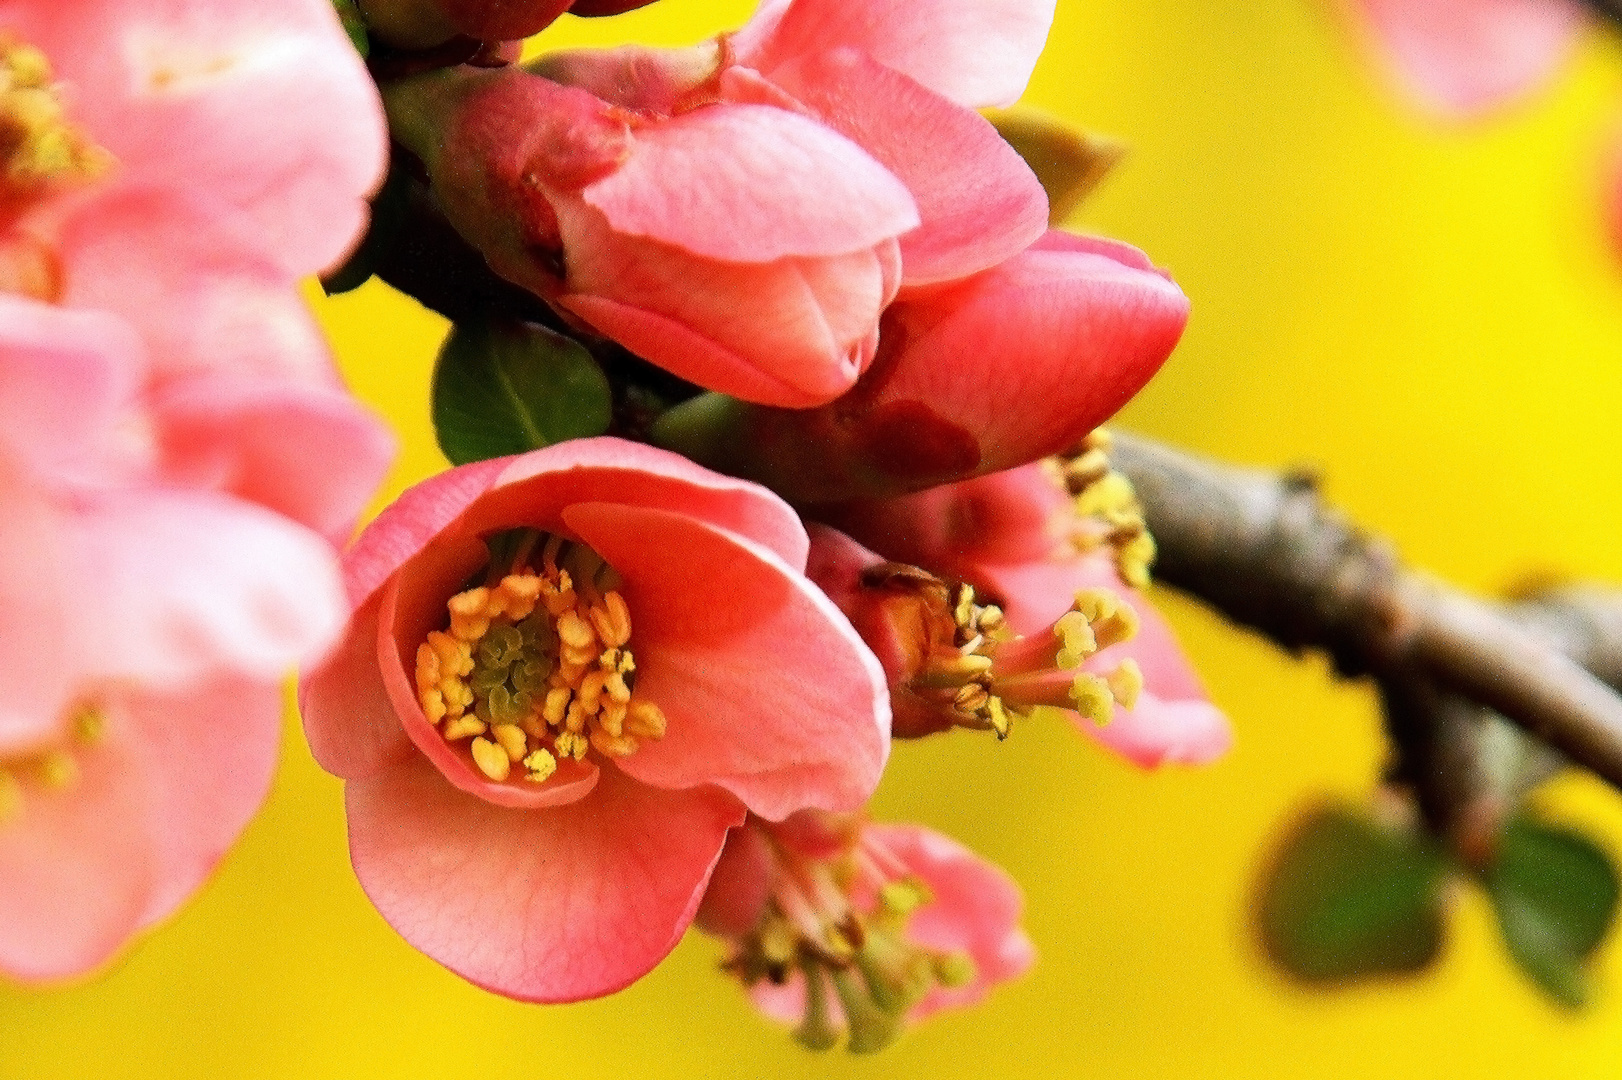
[
  {"left": 563, "top": 502, "right": 891, "bottom": 820},
  {"left": 869, "top": 823, "right": 1034, "bottom": 1020},
  {"left": 70, "top": 488, "right": 348, "bottom": 685},
  {"left": 299, "top": 592, "right": 416, "bottom": 782},
  {"left": 734, "top": 0, "right": 1057, "bottom": 108},
  {"left": 151, "top": 374, "right": 396, "bottom": 544},
  {"left": 766, "top": 49, "right": 1047, "bottom": 285},
  {"left": 467, "top": 438, "right": 812, "bottom": 568},
  {"left": 127, "top": 677, "right": 283, "bottom": 927},
  {"left": 4, "top": 0, "right": 387, "bottom": 274},
  {"left": 345, "top": 756, "right": 744, "bottom": 1002},
  {"left": 582, "top": 103, "right": 918, "bottom": 262},
  {"left": 0, "top": 474, "right": 76, "bottom": 754},
  {"left": 0, "top": 712, "right": 158, "bottom": 982},
  {"left": 57, "top": 183, "right": 338, "bottom": 388},
  {"left": 0, "top": 295, "right": 146, "bottom": 484},
  {"left": 1349, "top": 0, "right": 1583, "bottom": 117}
]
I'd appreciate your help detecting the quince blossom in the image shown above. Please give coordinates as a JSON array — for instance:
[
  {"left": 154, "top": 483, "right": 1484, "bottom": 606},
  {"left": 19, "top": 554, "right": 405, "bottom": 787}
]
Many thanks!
[
  {"left": 299, "top": 439, "right": 891, "bottom": 1002},
  {"left": 696, "top": 809, "right": 1033, "bottom": 1053},
  {"left": 0, "top": 0, "right": 391, "bottom": 980}
]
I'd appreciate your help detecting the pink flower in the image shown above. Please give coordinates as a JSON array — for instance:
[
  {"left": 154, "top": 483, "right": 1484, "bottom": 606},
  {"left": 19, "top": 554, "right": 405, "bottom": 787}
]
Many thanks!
[
  {"left": 814, "top": 458, "right": 1230, "bottom": 767},
  {"left": 656, "top": 232, "right": 1190, "bottom": 504},
  {"left": 0, "top": 0, "right": 393, "bottom": 980},
  {"left": 1341, "top": 0, "right": 1584, "bottom": 117},
  {"left": 0, "top": 300, "right": 355, "bottom": 981},
  {"left": 696, "top": 809, "right": 1033, "bottom": 1052},
  {"left": 388, "top": 61, "right": 917, "bottom": 408},
  {"left": 299, "top": 438, "right": 892, "bottom": 1002}
]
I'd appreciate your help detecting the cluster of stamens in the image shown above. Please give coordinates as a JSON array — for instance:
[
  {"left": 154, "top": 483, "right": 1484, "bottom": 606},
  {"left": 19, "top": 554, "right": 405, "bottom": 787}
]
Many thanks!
[
  {"left": 0, "top": 704, "right": 105, "bottom": 826},
  {"left": 724, "top": 825, "right": 976, "bottom": 1054},
  {"left": 879, "top": 564, "right": 1144, "bottom": 739},
  {"left": 0, "top": 36, "right": 108, "bottom": 198},
  {"left": 1045, "top": 428, "right": 1156, "bottom": 589},
  {"left": 414, "top": 531, "right": 666, "bottom": 786}
]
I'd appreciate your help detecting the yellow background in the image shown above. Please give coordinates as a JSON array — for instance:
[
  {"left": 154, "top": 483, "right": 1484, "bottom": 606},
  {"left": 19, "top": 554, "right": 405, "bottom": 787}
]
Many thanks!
[{"left": 7, "top": 1, "right": 1622, "bottom": 1076}]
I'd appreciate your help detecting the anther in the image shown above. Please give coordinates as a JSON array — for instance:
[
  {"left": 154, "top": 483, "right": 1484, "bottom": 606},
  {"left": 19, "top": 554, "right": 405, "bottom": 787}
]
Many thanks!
[{"left": 470, "top": 737, "right": 511, "bottom": 782}]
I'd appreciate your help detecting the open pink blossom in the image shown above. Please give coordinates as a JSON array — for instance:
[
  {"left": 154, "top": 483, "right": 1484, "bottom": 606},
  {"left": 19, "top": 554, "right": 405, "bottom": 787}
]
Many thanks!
[
  {"left": 300, "top": 438, "right": 891, "bottom": 1002},
  {"left": 1341, "top": 0, "right": 1584, "bottom": 117},
  {"left": 814, "top": 459, "right": 1230, "bottom": 767},
  {"left": 696, "top": 810, "right": 1032, "bottom": 1052},
  {"left": 0, "top": 298, "right": 356, "bottom": 982},
  {"left": 656, "top": 231, "right": 1190, "bottom": 505}
]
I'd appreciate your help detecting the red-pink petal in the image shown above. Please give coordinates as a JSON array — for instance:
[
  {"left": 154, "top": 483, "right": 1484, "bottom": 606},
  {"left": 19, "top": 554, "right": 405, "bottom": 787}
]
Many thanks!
[
  {"left": 57, "top": 183, "right": 338, "bottom": 388},
  {"left": 1348, "top": 0, "right": 1583, "bottom": 117},
  {"left": 127, "top": 677, "right": 283, "bottom": 928},
  {"left": 767, "top": 49, "right": 1047, "bottom": 285},
  {"left": 734, "top": 0, "right": 1057, "bottom": 108},
  {"left": 345, "top": 755, "right": 744, "bottom": 1002},
  {"left": 562, "top": 502, "right": 891, "bottom": 820},
  {"left": 151, "top": 374, "right": 396, "bottom": 544},
  {"left": 5, "top": 0, "right": 387, "bottom": 275},
  {"left": 582, "top": 103, "right": 918, "bottom": 263},
  {"left": 0, "top": 711, "right": 158, "bottom": 982},
  {"left": 298, "top": 592, "right": 415, "bottom": 782}
]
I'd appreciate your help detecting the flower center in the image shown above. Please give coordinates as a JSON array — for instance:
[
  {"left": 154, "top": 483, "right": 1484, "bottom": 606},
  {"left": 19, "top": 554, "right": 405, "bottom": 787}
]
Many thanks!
[
  {"left": 0, "top": 35, "right": 111, "bottom": 302},
  {"left": 0, "top": 703, "right": 106, "bottom": 826},
  {"left": 724, "top": 823, "right": 976, "bottom": 1054},
  {"left": 414, "top": 531, "right": 666, "bottom": 785}
]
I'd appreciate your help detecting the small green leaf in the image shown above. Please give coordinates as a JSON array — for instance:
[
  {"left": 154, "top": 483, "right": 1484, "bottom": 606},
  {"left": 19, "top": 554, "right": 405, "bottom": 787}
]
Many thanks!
[
  {"left": 1255, "top": 801, "right": 1448, "bottom": 984},
  {"left": 986, "top": 108, "right": 1125, "bottom": 225},
  {"left": 432, "top": 320, "right": 613, "bottom": 465},
  {"left": 1485, "top": 814, "right": 1619, "bottom": 1009},
  {"left": 332, "top": 0, "right": 370, "bottom": 57}
]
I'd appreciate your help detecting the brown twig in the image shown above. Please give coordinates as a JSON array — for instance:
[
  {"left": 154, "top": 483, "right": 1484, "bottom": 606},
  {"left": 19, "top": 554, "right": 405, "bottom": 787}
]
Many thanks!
[{"left": 1110, "top": 432, "right": 1622, "bottom": 795}]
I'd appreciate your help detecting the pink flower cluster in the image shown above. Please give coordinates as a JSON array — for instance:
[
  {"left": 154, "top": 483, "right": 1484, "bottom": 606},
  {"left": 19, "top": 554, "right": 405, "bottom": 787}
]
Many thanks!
[{"left": 0, "top": 0, "right": 390, "bottom": 981}]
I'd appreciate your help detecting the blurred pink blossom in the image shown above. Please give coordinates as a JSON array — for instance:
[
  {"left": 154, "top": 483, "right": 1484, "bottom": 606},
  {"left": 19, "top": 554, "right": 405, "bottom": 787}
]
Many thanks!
[
  {"left": 300, "top": 438, "right": 891, "bottom": 1002},
  {"left": 0, "top": 0, "right": 391, "bottom": 980}
]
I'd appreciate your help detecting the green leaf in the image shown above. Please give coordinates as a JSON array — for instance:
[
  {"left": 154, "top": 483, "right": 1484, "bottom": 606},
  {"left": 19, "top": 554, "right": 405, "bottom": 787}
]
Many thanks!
[
  {"left": 1485, "top": 814, "right": 1619, "bottom": 1009},
  {"left": 1255, "top": 802, "right": 1448, "bottom": 984},
  {"left": 432, "top": 320, "right": 613, "bottom": 465},
  {"left": 331, "top": 0, "right": 370, "bottom": 57}
]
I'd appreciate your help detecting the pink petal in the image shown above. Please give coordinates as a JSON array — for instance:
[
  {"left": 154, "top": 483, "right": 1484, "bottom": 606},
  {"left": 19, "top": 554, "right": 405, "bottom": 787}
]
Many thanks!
[
  {"left": 693, "top": 823, "right": 775, "bottom": 939},
  {"left": 1348, "top": 0, "right": 1583, "bottom": 117},
  {"left": 0, "top": 295, "right": 146, "bottom": 485},
  {"left": 126, "top": 677, "right": 284, "bottom": 928},
  {"left": 563, "top": 502, "right": 891, "bottom": 820},
  {"left": 0, "top": 709, "right": 158, "bottom": 982},
  {"left": 868, "top": 823, "right": 1034, "bottom": 1020},
  {"left": 151, "top": 374, "right": 396, "bottom": 544},
  {"left": 70, "top": 487, "right": 348, "bottom": 685},
  {"left": 0, "top": 475, "right": 76, "bottom": 755},
  {"left": 345, "top": 755, "right": 744, "bottom": 1002},
  {"left": 298, "top": 592, "right": 415, "bottom": 781},
  {"left": 877, "top": 233, "right": 1190, "bottom": 475},
  {"left": 766, "top": 49, "right": 1047, "bottom": 286},
  {"left": 734, "top": 0, "right": 1057, "bottom": 108},
  {"left": 582, "top": 103, "right": 918, "bottom": 262},
  {"left": 468, "top": 438, "right": 813, "bottom": 569},
  {"left": 5, "top": 0, "right": 387, "bottom": 275},
  {"left": 57, "top": 183, "right": 338, "bottom": 388}
]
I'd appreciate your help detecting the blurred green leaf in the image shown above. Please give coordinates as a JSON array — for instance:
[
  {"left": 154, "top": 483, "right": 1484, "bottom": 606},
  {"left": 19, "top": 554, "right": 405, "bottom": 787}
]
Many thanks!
[
  {"left": 1256, "top": 802, "right": 1448, "bottom": 984},
  {"left": 1485, "top": 815, "right": 1619, "bottom": 1009},
  {"left": 432, "top": 319, "right": 612, "bottom": 465},
  {"left": 986, "top": 108, "right": 1124, "bottom": 225},
  {"left": 331, "top": 0, "right": 370, "bottom": 57}
]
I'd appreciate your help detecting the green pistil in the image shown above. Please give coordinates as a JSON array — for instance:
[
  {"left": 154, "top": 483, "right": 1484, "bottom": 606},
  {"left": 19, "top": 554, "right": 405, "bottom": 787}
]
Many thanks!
[
  {"left": 469, "top": 613, "right": 554, "bottom": 725},
  {"left": 794, "top": 963, "right": 840, "bottom": 1052}
]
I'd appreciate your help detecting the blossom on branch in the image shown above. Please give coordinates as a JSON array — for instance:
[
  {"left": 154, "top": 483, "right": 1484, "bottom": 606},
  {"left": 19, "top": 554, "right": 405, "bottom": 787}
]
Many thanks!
[
  {"left": 696, "top": 809, "right": 1033, "bottom": 1053},
  {"left": 299, "top": 438, "right": 892, "bottom": 1001},
  {"left": 0, "top": 0, "right": 391, "bottom": 980}
]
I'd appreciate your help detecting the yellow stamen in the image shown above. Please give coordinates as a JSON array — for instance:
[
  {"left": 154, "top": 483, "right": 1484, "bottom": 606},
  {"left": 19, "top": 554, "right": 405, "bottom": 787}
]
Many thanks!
[
  {"left": 37, "top": 751, "right": 76, "bottom": 790},
  {"left": 1105, "top": 659, "right": 1144, "bottom": 712},
  {"left": 0, "top": 37, "right": 111, "bottom": 196},
  {"left": 0, "top": 769, "right": 19, "bottom": 824},
  {"left": 443, "top": 716, "right": 487, "bottom": 741},
  {"left": 523, "top": 749, "right": 557, "bottom": 783},
  {"left": 1068, "top": 672, "right": 1115, "bottom": 726},
  {"left": 491, "top": 724, "right": 528, "bottom": 762},
  {"left": 470, "top": 737, "right": 511, "bottom": 782}
]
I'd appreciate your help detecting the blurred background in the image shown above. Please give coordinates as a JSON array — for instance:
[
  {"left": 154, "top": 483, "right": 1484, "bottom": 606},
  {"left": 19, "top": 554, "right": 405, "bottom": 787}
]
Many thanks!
[{"left": 7, "top": 0, "right": 1622, "bottom": 1076}]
